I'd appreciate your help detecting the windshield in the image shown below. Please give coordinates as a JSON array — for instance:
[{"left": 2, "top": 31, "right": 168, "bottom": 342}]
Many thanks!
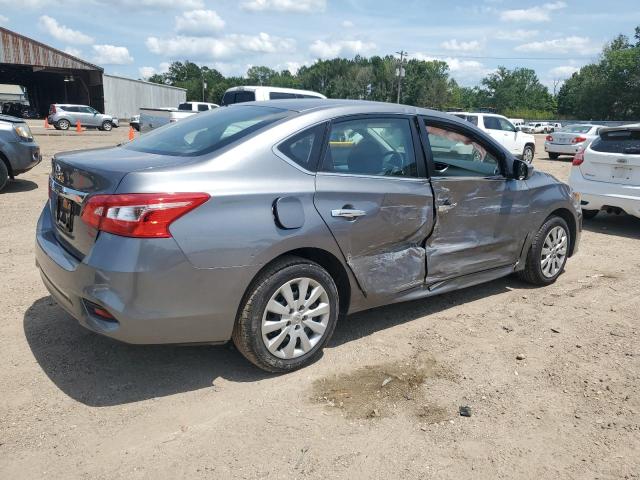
[
  {"left": 125, "top": 105, "right": 291, "bottom": 156},
  {"left": 562, "top": 125, "right": 592, "bottom": 134}
]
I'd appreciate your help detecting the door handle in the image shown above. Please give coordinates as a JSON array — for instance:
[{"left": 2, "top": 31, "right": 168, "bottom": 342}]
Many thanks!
[{"left": 331, "top": 208, "right": 366, "bottom": 219}]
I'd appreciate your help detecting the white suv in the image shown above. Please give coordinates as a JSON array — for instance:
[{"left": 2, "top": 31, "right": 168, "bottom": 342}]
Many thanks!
[
  {"left": 450, "top": 112, "right": 536, "bottom": 162},
  {"left": 569, "top": 124, "right": 640, "bottom": 219}
]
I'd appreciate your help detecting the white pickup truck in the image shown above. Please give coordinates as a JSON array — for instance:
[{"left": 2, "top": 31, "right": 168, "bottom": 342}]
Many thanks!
[{"left": 139, "top": 101, "right": 218, "bottom": 133}]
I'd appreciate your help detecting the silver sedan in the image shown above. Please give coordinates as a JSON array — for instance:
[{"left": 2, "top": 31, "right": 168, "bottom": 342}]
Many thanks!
[{"left": 544, "top": 124, "right": 603, "bottom": 159}]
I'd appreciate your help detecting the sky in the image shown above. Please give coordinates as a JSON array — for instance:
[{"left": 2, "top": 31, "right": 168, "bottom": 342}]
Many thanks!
[{"left": 0, "top": 0, "right": 639, "bottom": 90}]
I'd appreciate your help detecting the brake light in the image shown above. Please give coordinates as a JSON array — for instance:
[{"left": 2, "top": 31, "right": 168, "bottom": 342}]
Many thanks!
[
  {"left": 546, "top": 135, "right": 553, "bottom": 142},
  {"left": 572, "top": 150, "right": 585, "bottom": 166},
  {"left": 572, "top": 136, "right": 587, "bottom": 144},
  {"left": 81, "top": 193, "right": 210, "bottom": 238}
]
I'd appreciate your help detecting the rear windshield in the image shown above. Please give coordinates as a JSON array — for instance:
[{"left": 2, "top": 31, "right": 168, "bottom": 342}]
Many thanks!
[
  {"left": 124, "top": 106, "right": 290, "bottom": 157},
  {"left": 591, "top": 130, "right": 640, "bottom": 154},
  {"left": 562, "top": 125, "right": 592, "bottom": 134},
  {"left": 178, "top": 103, "right": 192, "bottom": 111}
]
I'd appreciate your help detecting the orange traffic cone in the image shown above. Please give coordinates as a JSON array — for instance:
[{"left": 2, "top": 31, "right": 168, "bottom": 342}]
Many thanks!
[
  {"left": 76, "top": 120, "right": 82, "bottom": 133},
  {"left": 44, "top": 117, "right": 50, "bottom": 129},
  {"left": 128, "top": 126, "right": 135, "bottom": 141}
]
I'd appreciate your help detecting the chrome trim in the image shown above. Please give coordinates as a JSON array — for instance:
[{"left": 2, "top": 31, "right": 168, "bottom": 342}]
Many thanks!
[{"left": 49, "top": 177, "right": 88, "bottom": 203}]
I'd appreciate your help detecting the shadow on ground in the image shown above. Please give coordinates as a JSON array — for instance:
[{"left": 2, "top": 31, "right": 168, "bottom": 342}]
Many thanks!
[
  {"left": 0, "top": 179, "right": 38, "bottom": 193},
  {"left": 25, "top": 275, "right": 525, "bottom": 407},
  {"left": 582, "top": 213, "right": 640, "bottom": 240}
]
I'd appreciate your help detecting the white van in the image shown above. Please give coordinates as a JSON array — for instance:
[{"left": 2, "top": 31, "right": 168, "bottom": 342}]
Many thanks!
[{"left": 221, "top": 86, "right": 326, "bottom": 105}]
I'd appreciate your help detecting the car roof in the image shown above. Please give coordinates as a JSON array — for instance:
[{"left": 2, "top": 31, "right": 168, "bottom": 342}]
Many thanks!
[
  {"left": 225, "top": 85, "right": 326, "bottom": 97},
  {"left": 600, "top": 123, "right": 640, "bottom": 134},
  {"left": 232, "top": 98, "right": 447, "bottom": 118}
]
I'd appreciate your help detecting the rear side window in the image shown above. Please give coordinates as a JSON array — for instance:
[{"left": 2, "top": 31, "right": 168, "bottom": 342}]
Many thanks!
[
  {"left": 270, "top": 92, "right": 297, "bottom": 100},
  {"left": 277, "top": 124, "right": 326, "bottom": 170},
  {"left": 223, "top": 91, "right": 256, "bottom": 105},
  {"left": 591, "top": 130, "right": 640, "bottom": 154},
  {"left": 124, "top": 105, "right": 290, "bottom": 157},
  {"left": 178, "top": 103, "right": 192, "bottom": 111}
]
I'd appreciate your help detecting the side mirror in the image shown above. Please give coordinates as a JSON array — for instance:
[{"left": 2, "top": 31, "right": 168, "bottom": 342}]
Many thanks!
[{"left": 513, "top": 158, "right": 533, "bottom": 180}]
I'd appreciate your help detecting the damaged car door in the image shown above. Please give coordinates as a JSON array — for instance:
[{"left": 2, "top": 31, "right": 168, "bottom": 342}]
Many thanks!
[
  {"left": 420, "top": 117, "right": 527, "bottom": 283},
  {"left": 314, "top": 115, "right": 434, "bottom": 297}
]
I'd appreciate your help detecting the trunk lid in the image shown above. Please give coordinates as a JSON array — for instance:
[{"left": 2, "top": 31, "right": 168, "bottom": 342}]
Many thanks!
[
  {"left": 49, "top": 146, "right": 190, "bottom": 258},
  {"left": 550, "top": 132, "right": 584, "bottom": 145},
  {"left": 581, "top": 127, "right": 640, "bottom": 186}
]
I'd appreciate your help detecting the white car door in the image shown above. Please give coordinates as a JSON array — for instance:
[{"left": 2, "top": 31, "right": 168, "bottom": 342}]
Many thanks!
[{"left": 483, "top": 116, "right": 517, "bottom": 154}]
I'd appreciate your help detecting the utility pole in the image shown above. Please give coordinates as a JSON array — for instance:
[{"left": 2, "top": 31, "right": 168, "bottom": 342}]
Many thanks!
[
  {"left": 396, "top": 50, "right": 407, "bottom": 104},
  {"left": 201, "top": 69, "right": 207, "bottom": 102}
]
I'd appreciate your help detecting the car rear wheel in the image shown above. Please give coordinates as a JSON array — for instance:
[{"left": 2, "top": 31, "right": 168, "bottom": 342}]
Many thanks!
[
  {"left": 518, "top": 216, "right": 570, "bottom": 286},
  {"left": 582, "top": 209, "right": 599, "bottom": 220},
  {"left": 548, "top": 153, "right": 559, "bottom": 160},
  {"left": 232, "top": 256, "right": 339, "bottom": 372},
  {"left": 0, "top": 160, "right": 9, "bottom": 192},
  {"left": 101, "top": 121, "right": 112, "bottom": 132},
  {"left": 523, "top": 145, "right": 534, "bottom": 163},
  {"left": 57, "top": 119, "right": 70, "bottom": 130}
]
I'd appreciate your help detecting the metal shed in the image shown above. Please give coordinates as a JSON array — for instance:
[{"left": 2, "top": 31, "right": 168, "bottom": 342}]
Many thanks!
[{"left": 103, "top": 75, "right": 186, "bottom": 120}]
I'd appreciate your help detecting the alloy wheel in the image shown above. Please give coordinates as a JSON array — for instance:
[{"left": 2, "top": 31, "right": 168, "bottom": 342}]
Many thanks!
[
  {"left": 261, "top": 277, "right": 330, "bottom": 360},
  {"left": 541, "top": 225, "right": 568, "bottom": 278}
]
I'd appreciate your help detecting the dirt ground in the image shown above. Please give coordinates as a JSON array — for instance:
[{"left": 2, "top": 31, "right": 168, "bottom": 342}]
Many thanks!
[{"left": 1, "top": 128, "right": 639, "bottom": 479}]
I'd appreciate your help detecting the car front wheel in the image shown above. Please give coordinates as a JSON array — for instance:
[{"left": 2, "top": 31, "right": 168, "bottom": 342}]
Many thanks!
[
  {"left": 522, "top": 145, "right": 535, "bottom": 163},
  {"left": 519, "top": 216, "right": 570, "bottom": 285},
  {"left": 232, "top": 256, "right": 339, "bottom": 372},
  {"left": 100, "top": 121, "right": 113, "bottom": 131},
  {"left": 57, "top": 119, "right": 70, "bottom": 130},
  {"left": 0, "top": 160, "right": 9, "bottom": 191}
]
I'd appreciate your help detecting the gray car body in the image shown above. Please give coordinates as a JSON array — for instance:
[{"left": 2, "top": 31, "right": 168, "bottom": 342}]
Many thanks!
[
  {"left": 0, "top": 114, "right": 41, "bottom": 177},
  {"left": 36, "top": 100, "right": 581, "bottom": 345},
  {"left": 48, "top": 104, "right": 117, "bottom": 129}
]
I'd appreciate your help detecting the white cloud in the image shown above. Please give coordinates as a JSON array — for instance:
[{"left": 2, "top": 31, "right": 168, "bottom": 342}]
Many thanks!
[
  {"left": 92, "top": 44, "right": 134, "bottom": 65},
  {"left": 411, "top": 53, "right": 495, "bottom": 85},
  {"left": 0, "top": 0, "right": 52, "bottom": 7},
  {"left": 549, "top": 65, "right": 580, "bottom": 78},
  {"left": 38, "top": 15, "right": 93, "bottom": 45},
  {"left": 175, "top": 9, "right": 225, "bottom": 36},
  {"left": 495, "top": 29, "right": 539, "bottom": 41},
  {"left": 0, "top": 14, "right": 8, "bottom": 24},
  {"left": 500, "top": 1, "right": 566, "bottom": 22},
  {"left": 515, "top": 36, "right": 600, "bottom": 54},
  {"left": 107, "top": 0, "right": 204, "bottom": 7},
  {"left": 441, "top": 39, "right": 482, "bottom": 52},
  {"left": 146, "top": 33, "right": 295, "bottom": 60},
  {"left": 242, "top": 0, "right": 326, "bottom": 13},
  {"left": 309, "top": 40, "right": 376, "bottom": 59},
  {"left": 342, "top": 20, "right": 354, "bottom": 28},
  {"left": 64, "top": 46, "right": 82, "bottom": 57}
]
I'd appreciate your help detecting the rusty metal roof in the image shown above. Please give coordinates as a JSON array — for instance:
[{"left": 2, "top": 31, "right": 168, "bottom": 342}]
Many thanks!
[{"left": 0, "top": 27, "right": 102, "bottom": 71}]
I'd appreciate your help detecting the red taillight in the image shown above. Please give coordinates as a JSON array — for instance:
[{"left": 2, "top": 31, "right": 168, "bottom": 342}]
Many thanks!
[
  {"left": 572, "top": 136, "right": 587, "bottom": 144},
  {"left": 572, "top": 150, "right": 585, "bottom": 166},
  {"left": 546, "top": 135, "right": 553, "bottom": 142},
  {"left": 81, "top": 192, "right": 210, "bottom": 238}
]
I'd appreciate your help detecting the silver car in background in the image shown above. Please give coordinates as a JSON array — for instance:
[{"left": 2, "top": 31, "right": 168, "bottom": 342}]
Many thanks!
[
  {"left": 36, "top": 100, "right": 581, "bottom": 372},
  {"left": 47, "top": 104, "right": 118, "bottom": 131},
  {"left": 0, "top": 114, "right": 41, "bottom": 191},
  {"left": 545, "top": 124, "right": 604, "bottom": 159}
]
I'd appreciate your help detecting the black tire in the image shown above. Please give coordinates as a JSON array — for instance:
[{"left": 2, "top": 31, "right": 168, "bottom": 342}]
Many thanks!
[
  {"left": 582, "top": 209, "right": 599, "bottom": 220},
  {"left": 232, "top": 256, "right": 340, "bottom": 373},
  {"left": 522, "top": 145, "right": 535, "bottom": 163},
  {"left": 57, "top": 119, "right": 70, "bottom": 130},
  {"left": 518, "top": 216, "right": 570, "bottom": 286},
  {"left": 548, "top": 153, "right": 559, "bottom": 160},
  {"left": 101, "top": 121, "right": 112, "bottom": 132},
  {"left": 0, "top": 160, "right": 9, "bottom": 192}
]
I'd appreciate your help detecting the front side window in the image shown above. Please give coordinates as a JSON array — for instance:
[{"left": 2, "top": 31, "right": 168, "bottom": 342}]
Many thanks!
[
  {"left": 321, "top": 117, "right": 418, "bottom": 177},
  {"left": 483, "top": 116, "right": 501, "bottom": 130},
  {"left": 425, "top": 122, "right": 501, "bottom": 177},
  {"left": 277, "top": 124, "right": 326, "bottom": 170},
  {"left": 125, "top": 105, "right": 290, "bottom": 157},
  {"left": 498, "top": 118, "right": 516, "bottom": 132}
]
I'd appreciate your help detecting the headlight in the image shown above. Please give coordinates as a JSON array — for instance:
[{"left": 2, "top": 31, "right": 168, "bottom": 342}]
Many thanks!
[{"left": 14, "top": 123, "right": 34, "bottom": 142}]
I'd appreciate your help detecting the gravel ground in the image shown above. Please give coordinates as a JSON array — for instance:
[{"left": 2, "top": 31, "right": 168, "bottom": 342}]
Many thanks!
[{"left": 1, "top": 130, "right": 639, "bottom": 479}]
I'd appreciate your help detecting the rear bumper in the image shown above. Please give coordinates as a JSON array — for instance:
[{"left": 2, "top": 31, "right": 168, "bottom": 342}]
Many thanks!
[
  {"left": 3, "top": 141, "right": 41, "bottom": 175},
  {"left": 569, "top": 167, "right": 640, "bottom": 218},
  {"left": 35, "top": 205, "right": 257, "bottom": 344},
  {"left": 544, "top": 142, "right": 584, "bottom": 155}
]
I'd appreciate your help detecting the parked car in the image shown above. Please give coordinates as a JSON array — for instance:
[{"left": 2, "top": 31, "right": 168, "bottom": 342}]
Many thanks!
[
  {"left": 545, "top": 124, "right": 604, "bottom": 159},
  {"left": 522, "top": 122, "right": 550, "bottom": 134},
  {"left": 139, "top": 102, "right": 218, "bottom": 133},
  {"left": 549, "top": 122, "right": 562, "bottom": 132},
  {"left": 569, "top": 123, "right": 640, "bottom": 219},
  {"left": 450, "top": 112, "right": 536, "bottom": 162},
  {"left": 1, "top": 102, "right": 38, "bottom": 119},
  {"left": 47, "top": 104, "right": 118, "bottom": 131},
  {"left": 221, "top": 86, "right": 326, "bottom": 106},
  {"left": 36, "top": 100, "right": 581, "bottom": 372},
  {"left": 0, "top": 114, "right": 41, "bottom": 191}
]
